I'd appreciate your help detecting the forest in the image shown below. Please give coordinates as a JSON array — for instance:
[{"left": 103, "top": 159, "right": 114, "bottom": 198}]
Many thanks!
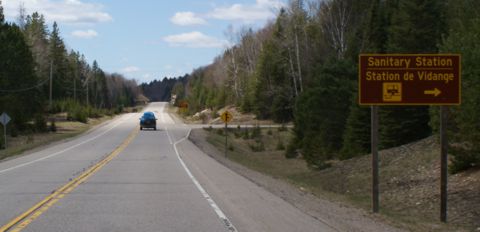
[
  {"left": 0, "top": 2, "right": 140, "bottom": 142},
  {"left": 171, "top": 0, "right": 480, "bottom": 173},
  {"left": 141, "top": 75, "right": 188, "bottom": 102}
]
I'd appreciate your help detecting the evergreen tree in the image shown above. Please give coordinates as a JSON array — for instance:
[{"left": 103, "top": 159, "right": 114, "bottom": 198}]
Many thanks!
[
  {"left": 24, "top": 12, "right": 50, "bottom": 89},
  {"left": 378, "top": 0, "right": 446, "bottom": 148},
  {"left": 252, "top": 11, "right": 299, "bottom": 123},
  {"left": 0, "top": 21, "right": 43, "bottom": 129},
  {"left": 362, "top": 0, "right": 389, "bottom": 53},
  {"left": 0, "top": 0, "right": 4, "bottom": 24},
  {"left": 294, "top": 59, "right": 356, "bottom": 168},
  {"left": 341, "top": 0, "right": 387, "bottom": 158},
  {"left": 49, "top": 22, "right": 69, "bottom": 100},
  {"left": 438, "top": 0, "right": 480, "bottom": 172},
  {"left": 388, "top": 0, "right": 446, "bottom": 53},
  {"left": 254, "top": 37, "right": 292, "bottom": 122},
  {"left": 341, "top": 97, "right": 371, "bottom": 159}
]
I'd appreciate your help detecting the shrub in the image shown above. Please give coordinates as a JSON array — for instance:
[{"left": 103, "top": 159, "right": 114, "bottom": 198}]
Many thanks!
[
  {"left": 68, "top": 107, "right": 88, "bottom": 123},
  {"left": 276, "top": 140, "right": 285, "bottom": 150},
  {"left": 251, "top": 125, "right": 261, "bottom": 139},
  {"left": 200, "top": 113, "right": 208, "bottom": 124},
  {"left": 34, "top": 114, "right": 47, "bottom": 132},
  {"left": 216, "top": 128, "right": 224, "bottom": 136},
  {"left": 26, "top": 134, "right": 34, "bottom": 144},
  {"left": 285, "top": 140, "right": 299, "bottom": 159},
  {"left": 87, "top": 106, "right": 102, "bottom": 118},
  {"left": 449, "top": 144, "right": 480, "bottom": 174},
  {"left": 242, "top": 129, "right": 249, "bottom": 140},
  {"left": 267, "top": 129, "right": 273, "bottom": 135},
  {"left": 115, "top": 104, "right": 124, "bottom": 114},
  {"left": 0, "top": 133, "right": 4, "bottom": 149},
  {"left": 10, "top": 125, "right": 18, "bottom": 138},
  {"left": 228, "top": 143, "right": 234, "bottom": 151},
  {"left": 278, "top": 124, "right": 287, "bottom": 132},
  {"left": 234, "top": 131, "right": 242, "bottom": 138},
  {"left": 249, "top": 140, "right": 265, "bottom": 152},
  {"left": 49, "top": 119, "right": 57, "bottom": 132},
  {"left": 75, "top": 109, "right": 88, "bottom": 123}
]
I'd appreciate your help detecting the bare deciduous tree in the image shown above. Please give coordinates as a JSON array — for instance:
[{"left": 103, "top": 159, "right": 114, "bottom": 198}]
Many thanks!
[{"left": 319, "top": 0, "right": 353, "bottom": 59}]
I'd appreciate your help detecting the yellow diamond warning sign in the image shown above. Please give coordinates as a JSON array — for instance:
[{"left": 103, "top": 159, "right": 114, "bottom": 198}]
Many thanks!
[{"left": 221, "top": 111, "right": 233, "bottom": 123}]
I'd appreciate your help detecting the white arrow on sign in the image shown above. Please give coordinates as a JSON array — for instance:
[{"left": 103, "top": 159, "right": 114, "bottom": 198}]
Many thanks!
[{"left": 0, "top": 112, "right": 11, "bottom": 126}]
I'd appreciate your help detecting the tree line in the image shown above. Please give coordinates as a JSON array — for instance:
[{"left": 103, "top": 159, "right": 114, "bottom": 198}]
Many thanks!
[
  {"left": 141, "top": 75, "right": 188, "bottom": 102},
  {"left": 173, "top": 0, "right": 480, "bottom": 173},
  {"left": 0, "top": 2, "right": 140, "bottom": 134}
]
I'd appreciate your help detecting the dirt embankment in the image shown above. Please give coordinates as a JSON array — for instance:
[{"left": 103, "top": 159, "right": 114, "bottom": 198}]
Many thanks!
[
  {"left": 183, "top": 106, "right": 285, "bottom": 125},
  {"left": 189, "top": 127, "right": 480, "bottom": 232}
]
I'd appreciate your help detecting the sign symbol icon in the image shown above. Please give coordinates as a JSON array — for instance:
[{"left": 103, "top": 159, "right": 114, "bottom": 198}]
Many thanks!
[
  {"left": 383, "top": 82, "right": 402, "bottom": 102},
  {"left": 424, "top": 88, "right": 442, "bottom": 97}
]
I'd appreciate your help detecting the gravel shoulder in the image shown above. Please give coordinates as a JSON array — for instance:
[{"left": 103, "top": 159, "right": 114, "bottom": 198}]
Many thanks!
[{"left": 189, "top": 129, "right": 405, "bottom": 232}]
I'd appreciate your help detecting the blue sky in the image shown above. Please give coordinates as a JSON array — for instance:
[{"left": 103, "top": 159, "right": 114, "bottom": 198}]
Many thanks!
[{"left": 4, "top": 0, "right": 285, "bottom": 84}]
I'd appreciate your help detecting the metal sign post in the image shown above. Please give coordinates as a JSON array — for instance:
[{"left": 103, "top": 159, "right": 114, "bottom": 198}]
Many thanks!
[
  {"left": 221, "top": 111, "right": 233, "bottom": 158},
  {"left": 371, "top": 106, "right": 379, "bottom": 213},
  {"left": 225, "top": 121, "right": 227, "bottom": 157},
  {"left": 0, "top": 112, "right": 11, "bottom": 149},
  {"left": 440, "top": 106, "right": 448, "bottom": 222}
]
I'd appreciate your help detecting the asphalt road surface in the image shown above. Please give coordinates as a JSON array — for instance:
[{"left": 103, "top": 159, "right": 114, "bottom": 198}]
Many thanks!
[{"left": 0, "top": 102, "right": 336, "bottom": 232}]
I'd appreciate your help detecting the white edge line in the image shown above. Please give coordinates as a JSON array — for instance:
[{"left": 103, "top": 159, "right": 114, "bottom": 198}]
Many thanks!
[
  {"left": 0, "top": 114, "right": 134, "bottom": 175},
  {"left": 159, "top": 107, "right": 173, "bottom": 144},
  {"left": 170, "top": 127, "right": 238, "bottom": 232}
]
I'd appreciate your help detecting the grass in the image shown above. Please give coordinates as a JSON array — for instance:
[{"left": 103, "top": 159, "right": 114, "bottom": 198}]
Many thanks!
[
  {"left": 206, "top": 128, "right": 311, "bottom": 184},
  {"left": 0, "top": 116, "right": 111, "bottom": 161},
  {"left": 205, "top": 128, "right": 475, "bottom": 232}
]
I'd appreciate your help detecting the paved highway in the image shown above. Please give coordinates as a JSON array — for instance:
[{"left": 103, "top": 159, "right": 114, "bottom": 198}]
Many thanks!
[{"left": 0, "top": 102, "right": 335, "bottom": 232}]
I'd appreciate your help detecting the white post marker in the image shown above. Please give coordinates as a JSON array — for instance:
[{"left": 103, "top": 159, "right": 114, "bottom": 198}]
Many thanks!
[{"left": 0, "top": 112, "right": 11, "bottom": 149}]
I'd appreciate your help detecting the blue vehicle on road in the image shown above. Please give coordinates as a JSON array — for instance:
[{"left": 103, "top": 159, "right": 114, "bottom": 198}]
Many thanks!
[{"left": 140, "top": 111, "right": 157, "bottom": 130}]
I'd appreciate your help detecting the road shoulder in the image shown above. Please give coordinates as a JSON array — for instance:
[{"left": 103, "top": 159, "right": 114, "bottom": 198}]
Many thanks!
[
  {"left": 0, "top": 114, "right": 123, "bottom": 164},
  {"left": 189, "top": 128, "right": 404, "bottom": 232}
]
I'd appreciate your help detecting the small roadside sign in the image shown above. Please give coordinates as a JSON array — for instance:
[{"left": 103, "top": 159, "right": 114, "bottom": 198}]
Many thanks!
[
  {"left": 178, "top": 100, "right": 189, "bottom": 109},
  {"left": 359, "top": 54, "right": 461, "bottom": 105},
  {"left": 221, "top": 111, "right": 233, "bottom": 123},
  {"left": 0, "top": 112, "right": 11, "bottom": 126},
  {"left": 0, "top": 112, "right": 10, "bottom": 149}
]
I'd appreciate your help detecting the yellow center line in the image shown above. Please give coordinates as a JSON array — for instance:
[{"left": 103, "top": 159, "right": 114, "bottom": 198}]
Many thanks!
[{"left": 0, "top": 127, "right": 139, "bottom": 232}]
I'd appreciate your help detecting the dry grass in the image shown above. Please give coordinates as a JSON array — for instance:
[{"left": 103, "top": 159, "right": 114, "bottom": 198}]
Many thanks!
[
  {"left": 0, "top": 116, "right": 111, "bottom": 160},
  {"left": 206, "top": 128, "right": 479, "bottom": 232}
]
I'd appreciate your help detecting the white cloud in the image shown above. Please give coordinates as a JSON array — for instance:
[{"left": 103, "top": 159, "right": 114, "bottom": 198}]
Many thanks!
[
  {"left": 121, "top": 66, "right": 140, "bottom": 73},
  {"left": 4, "top": 0, "right": 112, "bottom": 25},
  {"left": 208, "top": 0, "right": 284, "bottom": 23},
  {"left": 71, "top": 29, "right": 98, "bottom": 39},
  {"left": 163, "top": 31, "right": 228, "bottom": 48},
  {"left": 170, "top": 11, "right": 207, "bottom": 26}
]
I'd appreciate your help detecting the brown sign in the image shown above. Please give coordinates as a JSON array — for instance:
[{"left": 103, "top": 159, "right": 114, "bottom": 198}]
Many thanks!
[
  {"left": 178, "top": 100, "right": 189, "bottom": 108},
  {"left": 359, "top": 54, "right": 461, "bottom": 105}
]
